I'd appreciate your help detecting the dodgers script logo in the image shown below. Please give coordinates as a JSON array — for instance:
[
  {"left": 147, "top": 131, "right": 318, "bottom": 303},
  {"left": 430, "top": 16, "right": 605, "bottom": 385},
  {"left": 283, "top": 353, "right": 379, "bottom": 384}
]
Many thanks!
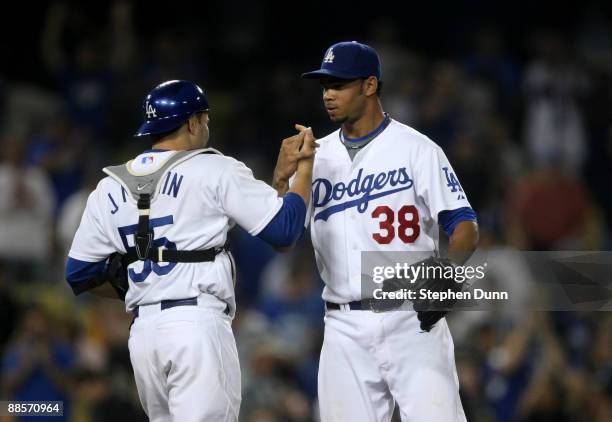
[{"left": 312, "top": 168, "right": 414, "bottom": 221}]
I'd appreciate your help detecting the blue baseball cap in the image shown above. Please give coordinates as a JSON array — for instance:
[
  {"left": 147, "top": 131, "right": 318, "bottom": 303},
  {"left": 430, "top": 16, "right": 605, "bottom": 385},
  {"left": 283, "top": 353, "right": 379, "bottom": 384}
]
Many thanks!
[{"left": 301, "top": 41, "right": 381, "bottom": 81}]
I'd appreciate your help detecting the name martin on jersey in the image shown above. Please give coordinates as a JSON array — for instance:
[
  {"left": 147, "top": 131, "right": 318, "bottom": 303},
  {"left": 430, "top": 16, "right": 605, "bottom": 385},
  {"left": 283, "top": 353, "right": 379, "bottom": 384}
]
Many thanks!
[
  {"left": 312, "top": 167, "right": 414, "bottom": 222},
  {"left": 107, "top": 171, "right": 184, "bottom": 214}
]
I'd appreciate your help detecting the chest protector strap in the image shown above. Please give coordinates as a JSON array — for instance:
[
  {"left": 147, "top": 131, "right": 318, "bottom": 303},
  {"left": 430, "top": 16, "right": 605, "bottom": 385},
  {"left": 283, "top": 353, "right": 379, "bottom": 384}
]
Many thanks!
[{"left": 103, "top": 148, "right": 228, "bottom": 266}]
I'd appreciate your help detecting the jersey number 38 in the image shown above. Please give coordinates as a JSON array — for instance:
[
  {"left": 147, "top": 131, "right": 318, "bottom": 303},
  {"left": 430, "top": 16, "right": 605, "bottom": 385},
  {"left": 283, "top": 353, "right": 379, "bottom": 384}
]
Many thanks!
[{"left": 371, "top": 205, "right": 420, "bottom": 244}]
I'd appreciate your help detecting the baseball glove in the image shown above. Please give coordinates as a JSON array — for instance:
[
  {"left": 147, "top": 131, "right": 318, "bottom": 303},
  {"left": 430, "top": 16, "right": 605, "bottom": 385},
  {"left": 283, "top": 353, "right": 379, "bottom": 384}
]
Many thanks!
[
  {"left": 383, "top": 256, "right": 462, "bottom": 332},
  {"left": 105, "top": 253, "right": 129, "bottom": 301}
]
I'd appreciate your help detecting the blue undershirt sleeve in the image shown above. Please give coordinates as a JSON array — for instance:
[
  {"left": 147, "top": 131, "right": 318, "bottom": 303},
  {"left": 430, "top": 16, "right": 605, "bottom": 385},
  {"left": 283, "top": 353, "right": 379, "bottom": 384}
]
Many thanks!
[
  {"left": 65, "top": 257, "right": 107, "bottom": 295},
  {"left": 438, "top": 207, "right": 477, "bottom": 236},
  {"left": 257, "top": 192, "right": 306, "bottom": 247}
]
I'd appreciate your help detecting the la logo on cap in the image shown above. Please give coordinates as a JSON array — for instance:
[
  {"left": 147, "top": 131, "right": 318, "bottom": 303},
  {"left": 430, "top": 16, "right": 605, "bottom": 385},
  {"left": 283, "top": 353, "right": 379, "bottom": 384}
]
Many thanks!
[{"left": 323, "top": 48, "right": 335, "bottom": 63}]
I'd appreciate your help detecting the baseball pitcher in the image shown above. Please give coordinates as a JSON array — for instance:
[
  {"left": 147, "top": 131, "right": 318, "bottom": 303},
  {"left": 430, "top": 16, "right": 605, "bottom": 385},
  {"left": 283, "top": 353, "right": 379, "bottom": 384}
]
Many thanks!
[{"left": 290, "top": 42, "right": 479, "bottom": 421}]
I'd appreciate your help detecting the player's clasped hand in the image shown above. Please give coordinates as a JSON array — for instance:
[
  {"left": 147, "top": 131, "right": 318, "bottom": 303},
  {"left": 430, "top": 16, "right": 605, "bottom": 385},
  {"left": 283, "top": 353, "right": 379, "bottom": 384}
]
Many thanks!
[
  {"left": 275, "top": 129, "right": 311, "bottom": 179},
  {"left": 274, "top": 125, "right": 319, "bottom": 181},
  {"left": 295, "top": 124, "right": 319, "bottom": 161}
]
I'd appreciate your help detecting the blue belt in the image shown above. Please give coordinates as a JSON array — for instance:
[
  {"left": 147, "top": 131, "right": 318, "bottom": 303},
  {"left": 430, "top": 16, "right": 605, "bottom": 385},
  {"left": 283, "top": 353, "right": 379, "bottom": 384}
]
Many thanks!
[{"left": 132, "top": 297, "right": 230, "bottom": 318}]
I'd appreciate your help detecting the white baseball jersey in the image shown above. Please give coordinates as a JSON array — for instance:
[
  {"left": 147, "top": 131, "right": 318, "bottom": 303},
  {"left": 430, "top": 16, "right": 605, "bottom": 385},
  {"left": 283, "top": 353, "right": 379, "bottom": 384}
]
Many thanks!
[
  {"left": 307, "top": 119, "right": 472, "bottom": 304},
  {"left": 69, "top": 148, "right": 282, "bottom": 314},
  {"left": 312, "top": 118, "right": 470, "bottom": 422}
]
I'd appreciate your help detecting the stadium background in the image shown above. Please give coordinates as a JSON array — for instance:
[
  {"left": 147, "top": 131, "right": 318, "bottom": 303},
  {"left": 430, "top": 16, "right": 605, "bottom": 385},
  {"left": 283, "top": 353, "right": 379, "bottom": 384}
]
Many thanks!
[{"left": 0, "top": 1, "right": 610, "bottom": 421}]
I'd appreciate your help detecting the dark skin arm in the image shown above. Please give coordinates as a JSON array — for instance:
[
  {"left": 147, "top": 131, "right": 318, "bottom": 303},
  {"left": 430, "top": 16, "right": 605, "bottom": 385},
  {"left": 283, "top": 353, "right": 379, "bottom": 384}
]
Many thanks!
[
  {"left": 273, "top": 133, "right": 303, "bottom": 196},
  {"left": 448, "top": 221, "right": 479, "bottom": 265},
  {"left": 272, "top": 126, "right": 318, "bottom": 252},
  {"left": 272, "top": 171, "right": 291, "bottom": 197}
]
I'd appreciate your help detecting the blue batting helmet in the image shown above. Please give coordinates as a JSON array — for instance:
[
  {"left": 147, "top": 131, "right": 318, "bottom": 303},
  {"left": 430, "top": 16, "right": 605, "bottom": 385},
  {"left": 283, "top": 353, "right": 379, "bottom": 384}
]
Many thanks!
[{"left": 134, "top": 80, "right": 209, "bottom": 137}]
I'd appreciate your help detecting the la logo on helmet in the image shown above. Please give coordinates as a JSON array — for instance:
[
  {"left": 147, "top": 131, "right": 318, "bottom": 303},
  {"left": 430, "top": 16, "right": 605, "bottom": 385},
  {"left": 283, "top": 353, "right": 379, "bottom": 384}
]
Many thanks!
[{"left": 145, "top": 102, "right": 157, "bottom": 119}]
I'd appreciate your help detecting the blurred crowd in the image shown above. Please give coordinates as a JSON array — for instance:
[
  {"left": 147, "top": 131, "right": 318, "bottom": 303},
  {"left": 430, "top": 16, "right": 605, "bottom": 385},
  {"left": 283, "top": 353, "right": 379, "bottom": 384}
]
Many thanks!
[{"left": 0, "top": 2, "right": 611, "bottom": 421}]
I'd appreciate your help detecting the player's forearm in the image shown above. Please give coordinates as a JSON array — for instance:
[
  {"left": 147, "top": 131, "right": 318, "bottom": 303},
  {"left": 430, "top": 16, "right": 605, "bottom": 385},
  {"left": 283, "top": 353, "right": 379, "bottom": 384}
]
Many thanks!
[
  {"left": 288, "top": 160, "right": 313, "bottom": 206},
  {"left": 272, "top": 173, "right": 290, "bottom": 197},
  {"left": 448, "top": 221, "right": 479, "bottom": 265},
  {"left": 273, "top": 126, "right": 317, "bottom": 197},
  {"left": 272, "top": 132, "right": 302, "bottom": 197}
]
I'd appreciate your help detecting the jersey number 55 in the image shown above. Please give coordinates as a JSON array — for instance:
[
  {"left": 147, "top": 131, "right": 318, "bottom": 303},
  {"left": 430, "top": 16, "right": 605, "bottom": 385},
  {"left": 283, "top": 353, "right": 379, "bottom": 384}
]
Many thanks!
[{"left": 117, "top": 215, "right": 177, "bottom": 282}]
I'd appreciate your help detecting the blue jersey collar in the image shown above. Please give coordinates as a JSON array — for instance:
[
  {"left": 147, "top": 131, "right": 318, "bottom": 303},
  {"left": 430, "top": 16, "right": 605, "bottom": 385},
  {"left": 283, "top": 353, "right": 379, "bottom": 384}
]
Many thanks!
[{"left": 340, "top": 113, "right": 391, "bottom": 144}]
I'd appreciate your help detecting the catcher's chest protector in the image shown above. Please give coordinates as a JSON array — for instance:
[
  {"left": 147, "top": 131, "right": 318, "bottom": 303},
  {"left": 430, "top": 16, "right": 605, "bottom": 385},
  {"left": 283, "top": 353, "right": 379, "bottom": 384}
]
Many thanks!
[
  {"left": 103, "top": 149, "right": 223, "bottom": 264},
  {"left": 103, "top": 149, "right": 218, "bottom": 202}
]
